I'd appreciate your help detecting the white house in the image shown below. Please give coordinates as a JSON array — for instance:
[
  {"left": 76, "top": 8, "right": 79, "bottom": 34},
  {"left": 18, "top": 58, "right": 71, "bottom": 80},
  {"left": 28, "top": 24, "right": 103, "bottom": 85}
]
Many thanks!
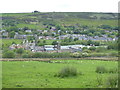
[{"left": 25, "top": 30, "right": 32, "bottom": 33}]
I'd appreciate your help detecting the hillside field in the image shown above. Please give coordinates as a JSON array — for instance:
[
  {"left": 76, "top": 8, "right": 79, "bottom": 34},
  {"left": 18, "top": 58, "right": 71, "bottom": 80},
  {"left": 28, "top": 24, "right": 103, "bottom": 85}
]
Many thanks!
[
  {"left": 0, "top": 39, "right": 22, "bottom": 48},
  {"left": 1, "top": 12, "right": 118, "bottom": 30}
]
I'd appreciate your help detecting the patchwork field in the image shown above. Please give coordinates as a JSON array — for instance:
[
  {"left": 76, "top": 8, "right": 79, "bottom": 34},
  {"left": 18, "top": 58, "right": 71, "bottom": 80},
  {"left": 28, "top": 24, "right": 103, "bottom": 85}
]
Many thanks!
[{"left": 2, "top": 59, "right": 118, "bottom": 88}]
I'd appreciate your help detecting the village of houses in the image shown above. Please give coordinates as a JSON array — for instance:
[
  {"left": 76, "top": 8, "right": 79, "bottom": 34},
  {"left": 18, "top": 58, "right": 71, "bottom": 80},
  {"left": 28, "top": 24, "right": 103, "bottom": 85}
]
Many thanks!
[
  {"left": 0, "top": 29, "right": 118, "bottom": 41},
  {"left": 1, "top": 27, "right": 118, "bottom": 53}
]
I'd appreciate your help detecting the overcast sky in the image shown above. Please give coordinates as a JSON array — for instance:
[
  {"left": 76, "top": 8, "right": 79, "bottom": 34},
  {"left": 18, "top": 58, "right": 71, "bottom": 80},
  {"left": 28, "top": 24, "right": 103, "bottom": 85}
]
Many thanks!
[{"left": 0, "top": 0, "right": 119, "bottom": 13}]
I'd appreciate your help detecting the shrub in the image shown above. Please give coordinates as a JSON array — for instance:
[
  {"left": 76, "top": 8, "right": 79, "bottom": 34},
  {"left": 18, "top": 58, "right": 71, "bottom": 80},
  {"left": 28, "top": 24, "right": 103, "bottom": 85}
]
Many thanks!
[
  {"left": 108, "top": 67, "right": 118, "bottom": 73},
  {"left": 83, "top": 49, "right": 91, "bottom": 53},
  {"left": 52, "top": 52, "right": 71, "bottom": 58},
  {"left": 107, "top": 41, "right": 118, "bottom": 50},
  {"left": 22, "top": 54, "right": 29, "bottom": 58},
  {"left": 96, "top": 47, "right": 107, "bottom": 52},
  {"left": 3, "top": 50, "right": 15, "bottom": 58},
  {"left": 82, "top": 47, "right": 88, "bottom": 50},
  {"left": 57, "top": 66, "right": 77, "bottom": 78},
  {"left": 105, "top": 74, "right": 118, "bottom": 88},
  {"left": 89, "top": 47, "right": 96, "bottom": 51},
  {"left": 16, "top": 48, "right": 24, "bottom": 55},
  {"left": 95, "top": 66, "right": 107, "bottom": 73},
  {"left": 70, "top": 52, "right": 82, "bottom": 58},
  {"left": 81, "top": 53, "right": 89, "bottom": 57},
  {"left": 30, "top": 52, "right": 71, "bottom": 58},
  {"left": 32, "top": 52, "right": 41, "bottom": 58}
]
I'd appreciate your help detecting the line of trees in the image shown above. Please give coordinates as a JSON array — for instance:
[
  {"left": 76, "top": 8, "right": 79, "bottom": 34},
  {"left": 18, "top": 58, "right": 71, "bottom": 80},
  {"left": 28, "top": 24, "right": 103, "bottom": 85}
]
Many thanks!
[{"left": 2, "top": 46, "right": 118, "bottom": 58}]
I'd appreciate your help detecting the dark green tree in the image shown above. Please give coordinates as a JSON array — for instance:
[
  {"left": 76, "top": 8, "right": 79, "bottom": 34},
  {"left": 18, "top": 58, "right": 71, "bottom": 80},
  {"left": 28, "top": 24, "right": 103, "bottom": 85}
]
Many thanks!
[
  {"left": 74, "top": 38, "right": 79, "bottom": 41},
  {"left": 43, "top": 40, "right": 46, "bottom": 43},
  {"left": 9, "top": 31, "right": 15, "bottom": 38},
  {"left": 52, "top": 41, "right": 58, "bottom": 45},
  {"left": 16, "top": 48, "right": 24, "bottom": 55}
]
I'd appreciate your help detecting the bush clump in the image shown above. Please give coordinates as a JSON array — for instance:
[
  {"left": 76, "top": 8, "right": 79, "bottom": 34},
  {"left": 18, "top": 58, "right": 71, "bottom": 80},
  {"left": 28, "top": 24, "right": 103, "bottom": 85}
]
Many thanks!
[
  {"left": 95, "top": 66, "right": 107, "bottom": 73},
  {"left": 89, "top": 47, "right": 96, "bottom": 51},
  {"left": 3, "top": 50, "right": 15, "bottom": 58},
  {"left": 95, "top": 47, "right": 107, "bottom": 52},
  {"left": 70, "top": 52, "right": 89, "bottom": 58},
  {"left": 70, "top": 52, "right": 82, "bottom": 58},
  {"left": 108, "top": 67, "right": 118, "bottom": 73},
  {"left": 22, "top": 54, "right": 29, "bottom": 58},
  {"left": 22, "top": 52, "right": 71, "bottom": 58},
  {"left": 56, "top": 66, "right": 77, "bottom": 78},
  {"left": 105, "top": 74, "right": 118, "bottom": 88}
]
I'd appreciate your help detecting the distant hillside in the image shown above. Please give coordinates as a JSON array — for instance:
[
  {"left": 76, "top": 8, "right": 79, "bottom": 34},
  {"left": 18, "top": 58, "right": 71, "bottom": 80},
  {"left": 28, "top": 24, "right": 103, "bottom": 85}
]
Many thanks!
[
  {"left": 1, "top": 12, "right": 118, "bottom": 30},
  {"left": 2, "top": 12, "right": 118, "bottom": 19}
]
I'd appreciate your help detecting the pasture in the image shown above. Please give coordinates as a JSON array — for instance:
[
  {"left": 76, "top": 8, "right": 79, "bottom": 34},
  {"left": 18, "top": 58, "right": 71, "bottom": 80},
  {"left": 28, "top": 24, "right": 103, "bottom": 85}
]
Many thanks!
[
  {"left": 2, "top": 59, "right": 118, "bottom": 88},
  {"left": 1, "top": 39, "right": 22, "bottom": 48}
]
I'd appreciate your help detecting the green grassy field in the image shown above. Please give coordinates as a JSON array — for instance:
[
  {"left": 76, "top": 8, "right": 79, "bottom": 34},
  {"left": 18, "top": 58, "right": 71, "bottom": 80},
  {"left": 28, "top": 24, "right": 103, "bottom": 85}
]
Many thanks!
[
  {"left": 2, "top": 60, "right": 118, "bottom": 88},
  {"left": 0, "top": 39, "right": 22, "bottom": 48},
  {"left": 61, "top": 18, "right": 117, "bottom": 27},
  {"left": 16, "top": 23, "right": 42, "bottom": 29}
]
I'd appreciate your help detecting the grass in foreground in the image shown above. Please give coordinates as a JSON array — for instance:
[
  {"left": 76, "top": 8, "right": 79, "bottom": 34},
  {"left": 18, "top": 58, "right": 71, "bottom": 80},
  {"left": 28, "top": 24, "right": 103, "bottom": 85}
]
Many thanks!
[{"left": 2, "top": 60, "right": 118, "bottom": 88}]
